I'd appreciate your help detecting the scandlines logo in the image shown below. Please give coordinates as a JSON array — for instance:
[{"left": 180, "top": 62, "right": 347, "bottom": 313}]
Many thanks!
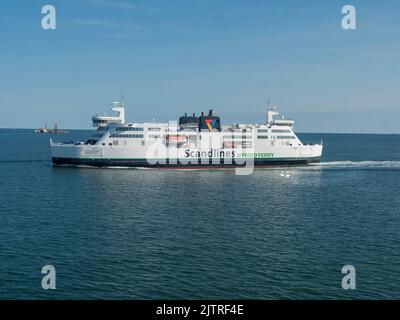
[
  {"left": 205, "top": 119, "right": 217, "bottom": 131},
  {"left": 185, "top": 149, "right": 236, "bottom": 158}
]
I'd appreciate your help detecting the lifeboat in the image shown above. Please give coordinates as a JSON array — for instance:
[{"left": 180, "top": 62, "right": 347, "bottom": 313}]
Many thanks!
[
  {"left": 166, "top": 135, "right": 188, "bottom": 144},
  {"left": 223, "top": 141, "right": 240, "bottom": 149}
]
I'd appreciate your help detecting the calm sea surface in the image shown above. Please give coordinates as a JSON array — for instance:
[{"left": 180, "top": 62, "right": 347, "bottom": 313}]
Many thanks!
[{"left": 0, "top": 129, "right": 399, "bottom": 299}]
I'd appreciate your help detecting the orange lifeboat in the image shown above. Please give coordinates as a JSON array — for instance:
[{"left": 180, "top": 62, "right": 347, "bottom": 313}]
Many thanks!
[{"left": 166, "top": 135, "right": 188, "bottom": 144}]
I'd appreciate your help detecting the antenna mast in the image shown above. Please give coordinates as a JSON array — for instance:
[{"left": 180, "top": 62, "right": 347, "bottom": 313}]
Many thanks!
[{"left": 266, "top": 99, "right": 279, "bottom": 124}]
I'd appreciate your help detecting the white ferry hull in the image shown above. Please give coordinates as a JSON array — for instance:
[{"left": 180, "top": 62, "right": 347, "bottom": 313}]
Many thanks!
[{"left": 51, "top": 143, "right": 323, "bottom": 168}]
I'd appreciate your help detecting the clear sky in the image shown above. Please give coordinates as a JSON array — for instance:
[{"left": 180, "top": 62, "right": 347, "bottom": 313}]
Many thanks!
[{"left": 0, "top": 0, "right": 399, "bottom": 133}]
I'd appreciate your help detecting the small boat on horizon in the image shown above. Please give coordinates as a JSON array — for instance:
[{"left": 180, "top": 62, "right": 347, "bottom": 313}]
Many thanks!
[{"left": 34, "top": 123, "right": 69, "bottom": 134}]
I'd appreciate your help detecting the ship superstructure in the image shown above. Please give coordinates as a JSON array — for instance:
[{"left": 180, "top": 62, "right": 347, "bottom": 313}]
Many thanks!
[{"left": 50, "top": 99, "right": 323, "bottom": 168}]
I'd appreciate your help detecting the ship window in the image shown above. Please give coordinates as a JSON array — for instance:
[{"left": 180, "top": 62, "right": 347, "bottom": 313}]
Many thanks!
[
  {"left": 148, "top": 128, "right": 161, "bottom": 131},
  {"left": 116, "top": 127, "right": 144, "bottom": 132},
  {"left": 223, "top": 135, "right": 252, "bottom": 140},
  {"left": 86, "top": 139, "right": 97, "bottom": 145},
  {"left": 277, "top": 136, "right": 296, "bottom": 139},
  {"left": 94, "top": 119, "right": 109, "bottom": 124},
  {"left": 257, "top": 129, "right": 268, "bottom": 133},
  {"left": 272, "top": 129, "right": 291, "bottom": 133},
  {"left": 148, "top": 134, "right": 161, "bottom": 139},
  {"left": 110, "top": 134, "right": 144, "bottom": 139},
  {"left": 113, "top": 140, "right": 119, "bottom": 145},
  {"left": 257, "top": 136, "right": 268, "bottom": 139}
]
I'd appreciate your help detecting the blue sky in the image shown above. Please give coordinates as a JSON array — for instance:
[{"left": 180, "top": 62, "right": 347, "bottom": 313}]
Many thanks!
[{"left": 0, "top": 0, "right": 399, "bottom": 133}]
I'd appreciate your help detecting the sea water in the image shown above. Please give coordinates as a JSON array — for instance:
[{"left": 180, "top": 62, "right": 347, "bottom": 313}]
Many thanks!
[{"left": 0, "top": 130, "right": 399, "bottom": 299}]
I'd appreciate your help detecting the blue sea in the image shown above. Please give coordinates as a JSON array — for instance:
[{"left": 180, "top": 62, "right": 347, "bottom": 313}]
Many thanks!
[{"left": 0, "top": 129, "right": 399, "bottom": 299}]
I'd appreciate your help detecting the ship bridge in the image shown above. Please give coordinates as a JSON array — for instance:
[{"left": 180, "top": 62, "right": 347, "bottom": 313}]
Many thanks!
[
  {"left": 272, "top": 119, "right": 294, "bottom": 127},
  {"left": 267, "top": 105, "right": 294, "bottom": 127},
  {"left": 92, "top": 101, "right": 125, "bottom": 127}
]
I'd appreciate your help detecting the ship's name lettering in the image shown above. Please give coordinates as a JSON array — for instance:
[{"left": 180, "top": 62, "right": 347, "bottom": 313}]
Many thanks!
[
  {"left": 239, "top": 152, "right": 274, "bottom": 158},
  {"left": 185, "top": 149, "right": 236, "bottom": 158},
  {"left": 84, "top": 149, "right": 101, "bottom": 155}
]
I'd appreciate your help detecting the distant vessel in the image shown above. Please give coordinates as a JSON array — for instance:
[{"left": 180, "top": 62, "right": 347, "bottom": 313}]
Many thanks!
[
  {"left": 50, "top": 98, "right": 323, "bottom": 168},
  {"left": 35, "top": 123, "right": 69, "bottom": 134}
]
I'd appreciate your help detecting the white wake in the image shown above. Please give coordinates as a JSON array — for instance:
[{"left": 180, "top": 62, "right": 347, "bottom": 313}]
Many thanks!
[{"left": 310, "top": 160, "right": 400, "bottom": 169}]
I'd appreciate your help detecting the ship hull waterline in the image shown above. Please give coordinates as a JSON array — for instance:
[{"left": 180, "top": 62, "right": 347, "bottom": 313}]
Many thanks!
[{"left": 52, "top": 156, "right": 321, "bottom": 168}]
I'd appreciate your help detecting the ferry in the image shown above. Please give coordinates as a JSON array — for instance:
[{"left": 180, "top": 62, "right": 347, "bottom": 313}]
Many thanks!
[{"left": 50, "top": 99, "right": 323, "bottom": 168}]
